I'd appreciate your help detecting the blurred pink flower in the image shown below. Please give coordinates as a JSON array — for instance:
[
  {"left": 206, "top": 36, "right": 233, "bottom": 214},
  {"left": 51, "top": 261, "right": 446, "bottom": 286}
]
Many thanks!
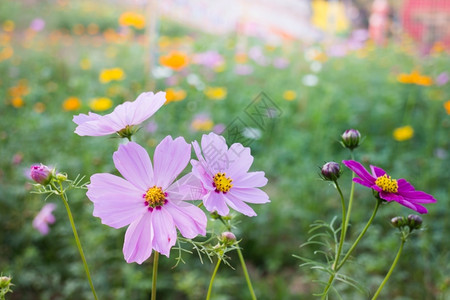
[
  {"left": 435, "top": 72, "right": 449, "bottom": 86},
  {"left": 33, "top": 203, "right": 56, "bottom": 235},
  {"left": 193, "top": 51, "right": 224, "bottom": 69},
  {"left": 87, "top": 138, "right": 207, "bottom": 264},
  {"left": 191, "top": 132, "right": 270, "bottom": 217},
  {"left": 30, "top": 18, "right": 45, "bottom": 32},
  {"left": 273, "top": 57, "right": 289, "bottom": 69},
  {"left": 234, "top": 64, "right": 253, "bottom": 75},
  {"left": 73, "top": 91, "right": 165, "bottom": 137}
]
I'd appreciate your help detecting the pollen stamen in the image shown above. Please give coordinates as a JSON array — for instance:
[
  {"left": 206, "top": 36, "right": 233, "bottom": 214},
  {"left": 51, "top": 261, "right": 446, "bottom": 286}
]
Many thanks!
[
  {"left": 144, "top": 186, "right": 166, "bottom": 208},
  {"left": 213, "top": 172, "right": 233, "bottom": 193},
  {"left": 375, "top": 174, "right": 398, "bottom": 193}
]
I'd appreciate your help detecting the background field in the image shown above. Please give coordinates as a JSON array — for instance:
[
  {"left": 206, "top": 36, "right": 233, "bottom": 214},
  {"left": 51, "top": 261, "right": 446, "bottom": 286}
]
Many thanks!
[{"left": 0, "top": 1, "right": 449, "bottom": 299}]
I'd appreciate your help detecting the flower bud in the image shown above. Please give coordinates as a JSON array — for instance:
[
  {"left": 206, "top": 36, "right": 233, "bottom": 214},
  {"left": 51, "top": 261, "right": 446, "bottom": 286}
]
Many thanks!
[
  {"left": 30, "top": 164, "right": 54, "bottom": 185},
  {"left": 321, "top": 162, "right": 341, "bottom": 181},
  {"left": 391, "top": 216, "right": 406, "bottom": 228},
  {"left": 341, "top": 129, "right": 361, "bottom": 150},
  {"left": 220, "top": 231, "right": 236, "bottom": 245},
  {"left": 0, "top": 276, "right": 11, "bottom": 289},
  {"left": 56, "top": 173, "right": 67, "bottom": 182},
  {"left": 407, "top": 214, "right": 423, "bottom": 230}
]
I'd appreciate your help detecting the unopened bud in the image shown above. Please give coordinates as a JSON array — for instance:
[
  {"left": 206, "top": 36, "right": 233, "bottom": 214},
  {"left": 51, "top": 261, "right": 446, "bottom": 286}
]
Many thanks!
[
  {"left": 0, "top": 276, "right": 11, "bottom": 289},
  {"left": 321, "top": 162, "right": 341, "bottom": 181},
  {"left": 391, "top": 216, "right": 406, "bottom": 228},
  {"left": 341, "top": 129, "right": 361, "bottom": 150},
  {"left": 56, "top": 173, "right": 67, "bottom": 182},
  {"left": 220, "top": 232, "right": 236, "bottom": 245},
  {"left": 407, "top": 214, "right": 423, "bottom": 230},
  {"left": 30, "top": 164, "right": 54, "bottom": 185}
]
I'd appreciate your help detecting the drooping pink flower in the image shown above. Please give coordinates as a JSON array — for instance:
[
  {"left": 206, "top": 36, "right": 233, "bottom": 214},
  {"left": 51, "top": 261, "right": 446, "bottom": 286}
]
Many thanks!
[
  {"left": 86, "top": 137, "right": 207, "bottom": 264},
  {"left": 73, "top": 91, "right": 166, "bottom": 137},
  {"left": 342, "top": 160, "right": 436, "bottom": 214},
  {"left": 191, "top": 132, "right": 270, "bottom": 217},
  {"left": 33, "top": 203, "right": 57, "bottom": 235}
]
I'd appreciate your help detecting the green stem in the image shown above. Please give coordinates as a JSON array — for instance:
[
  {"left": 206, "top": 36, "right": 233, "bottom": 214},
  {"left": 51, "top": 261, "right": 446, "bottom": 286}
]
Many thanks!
[
  {"left": 151, "top": 251, "right": 159, "bottom": 300},
  {"left": 206, "top": 258, "right": 221, "bottom": 300},
  {"left": 237, "top": 247, "right": 257, "bottom": 300},
  {"left": 343, "top": 151, "right": 356, "bottom": 235},
  {"left": 336, "top": 198, "right": 382, "bottom": 271},
  {"left": 321, "top": 273, "right": 335, "bottom": 300},
  {"left": 54, "top": 182, "right": 98, "bottom": 300},
  {"left": 371, "top": 238, "right": 405, "bottom": 300},
  {"left": 333, "top": 181, "right": 347, "bottom": 269}
]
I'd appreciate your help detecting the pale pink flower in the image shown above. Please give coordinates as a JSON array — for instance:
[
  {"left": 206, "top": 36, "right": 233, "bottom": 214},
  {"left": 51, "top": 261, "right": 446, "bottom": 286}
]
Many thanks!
[
  {"left": 33, "top": 203, "right": 57, "bottom": 235},
  {"left": 87, "top": 138, "right": 207, "bottom": 264},
  {"left": 191, "top": 132, "right": 270, "bottom": 217},
  {"left": 73, "top": 91, "right": 166, "bottom": 137}
]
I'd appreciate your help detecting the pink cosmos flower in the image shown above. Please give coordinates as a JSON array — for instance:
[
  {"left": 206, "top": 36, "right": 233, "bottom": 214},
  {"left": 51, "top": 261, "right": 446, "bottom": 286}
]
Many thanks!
[
  {"left": 191, "top": 132, "right": 270, "bottom": 217},
  {"left": 73, "top": 91, "right": 166, "bottom": 137},
  {"left": 33, "top": 203, "right": 57, "bottom": 235},
  {"left": 342, "top": 160, "right": 436, "bottom": 214},
  {"left": 86, "top": 137, "right": 207, "bottom": 264}
]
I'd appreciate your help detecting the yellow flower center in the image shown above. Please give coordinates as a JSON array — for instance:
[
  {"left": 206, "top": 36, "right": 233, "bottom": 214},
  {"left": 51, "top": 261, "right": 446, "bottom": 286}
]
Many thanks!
[
  {"left": 144, "top": 186, "right": 166, "bottom": 208},
  {"left": 213, "top": 172, "right": 233, "bottom": 193},
  {"left": 375, "top": 174, "right": 398, "bottom": 193}
]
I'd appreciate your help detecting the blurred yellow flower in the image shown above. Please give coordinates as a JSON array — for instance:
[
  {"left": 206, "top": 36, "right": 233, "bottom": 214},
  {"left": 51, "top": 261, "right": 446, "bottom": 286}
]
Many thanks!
[
  {"left": 63, "top": 97, "right": 81, "bottom": 111},
  {"left": 73, "top": 24, "right": 85, "bottom": 35},
  {"left": 80, "top": 58, "right": 91, "bottom": 70},
  {"left": 397, "top": 70, "right": 432, "bottom": 86},
  {"left": 283, "top": 90, "right": 297, "bottom": 101},
  {"left": 119, "top": 12, "right": 146, "bottom": 29},
  {"left": 213, "top": 63, "right": 226, "bottom": 73},
  {"left": 87, "top": 23, "right": 99, "bottom": 35},
  {"left": 165, "top": 88, "right": 187, "bottom": 104},
  {"left": 33, "top": 102, "right": 46, "bottom": 113},
  {"left": 158, "top": 36, "right": 171, "bottom": 49},
  {"left": 159, "top": 51, "right": 189, "bottom": 71},
  {"left": 204, "top": 87, "right": 227, "bottom": 100},
  {"left": 393, "top": 125, "right": 414, "bottom": 141},
  {"left": 444, "top": 100, "right": 450, "bottom": 115},
  {"left": 431, "top": 41, "right": 445, "bottom": 54},
  {"left": 89, "top": 97, "right": 113, "bottom": 111},
  {"left": 11, "top": 97, "right": 24, "bottom": 108},
  {"left": 99, "top": 68, "right": 125, "bottom": 83},
  {"left": 2, "top": 20, "right": 15, "bottom": 32},
  {"left": 191, "top": 118, "right": 214, "bottom": 131},
  {"left": 0, "top": 46, "right": 13, "bottom": 61},
  {"left": 234, "top": 53, "right": 248, "bottom": 64}
]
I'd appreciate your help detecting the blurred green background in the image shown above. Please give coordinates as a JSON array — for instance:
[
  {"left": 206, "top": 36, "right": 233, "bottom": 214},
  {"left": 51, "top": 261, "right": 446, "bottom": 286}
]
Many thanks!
[{"left": 0, "top": 0, "right": 449, "bottom": 299}]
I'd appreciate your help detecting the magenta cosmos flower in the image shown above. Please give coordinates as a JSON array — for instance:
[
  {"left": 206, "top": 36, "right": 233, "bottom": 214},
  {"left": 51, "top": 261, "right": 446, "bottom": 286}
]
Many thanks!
[
  {"left": 33, "top": 203, "right": 57, "bottom": 235},
  {"left": 73, "top": 91, "right": 166, "bottom": 137},
  {"left": 86, "top": 137, "right": 207, "bottom": 264},
  {"left": 191, "top": 132, "right": 270, "bottom": 217},
  {"left": 342, "top": 160, "right": 436, "bottom": 214}
]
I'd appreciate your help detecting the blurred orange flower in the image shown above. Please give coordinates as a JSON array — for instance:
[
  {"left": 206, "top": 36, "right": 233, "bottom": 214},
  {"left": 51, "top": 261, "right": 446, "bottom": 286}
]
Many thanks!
[
  {"left": 33, "top": 102, "right": 46, "bottom": 113},
  {"left": 72, "top": 24, "right": 85, "bottom": 35},
  {"left": 165, "top": 88, "right": 186, "bottom": 104},
  {"left": 159, "top": 51, "right": 189, "bottom": 71},
  {"left": 397, "top": 70, "right": 433, "bottom": 86},
  {"left": 9, "top": 80, "right": 30, "bottom": 98},
  {"left": 99, "top": 68, "right": 125, "bottom": 83},
  {"left": 119, "top": 12, "right": 145, "bottom": 29},
  {"left": 191, "top": 115, "right": 214, "bottom": 131},
  {"left": 11, "top": 97, "right": 24, "bottom": 108},
  {"left": 89, "top": 97, "right": 113, "bottom": 111},
  {"left": 87, "top": 23, "right": 99, "bottom": 35},
  {"left": 393, "top": 125, "right": 414, "bottom": 141},
  {"left": 234, "top": 53, "right": 248, "bottom": 64},
  {"left": 0, "top": 46, "right": 13, "bottom": 61},
  {"left": 204, "top": 87, "right": 227, "bottom": 100},
  {"left": 63, "top": 97, "right": 81, "bottom": 111},
  {"left": 2, "top": 20, "right": 15, "bottom": 32},
  {"left": 444, "top": 100, "right": 450, "bottom": 115}
]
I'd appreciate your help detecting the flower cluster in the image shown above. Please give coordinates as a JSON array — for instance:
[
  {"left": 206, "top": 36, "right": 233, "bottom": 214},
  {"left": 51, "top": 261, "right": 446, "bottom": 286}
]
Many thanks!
[{"left": 73, "top": 90, "right": 269, "bottom": 263}]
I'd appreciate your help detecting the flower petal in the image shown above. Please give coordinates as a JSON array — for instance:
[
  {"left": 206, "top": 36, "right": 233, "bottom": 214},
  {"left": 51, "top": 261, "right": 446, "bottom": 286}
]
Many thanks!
[
  {"left": 151, "top": 208, "right": 177, "bottom": 257},
  {"left": 129, "top": 91, "right": 166, "bottom": 125},
  {"left": 400, "top": 190, "right": 437, "bottom": 204},
  {"left": 191, "top": 159, "right": 215, "bottom": 190},
  {"left": 74, "top": 116, "right": 119, "bottom": 136},
  {"left": 166, "top": 173, "right": 207, "bottom": 202},
  {"left": 229, "top": 187, "right": 270, "bottom": 204},
  {"left": 233, "top": 171, "right": 267, "bottom": 188},
  {"left": 352, "top": 177, "right": 375, "bottom": 189},
  {"left": 225, "top": 144, "right": 254, "bottom": 178},
  {"left": 203, "top": 192, "right": 230, "bottom": 216},
  {"left": 200, "top": 132, "right": 229, "bottom": 173},
  {"left": 113, "top": 142, "right": 154, "bottom": 191},
  {"left": 153, "top": 136, "right": 191, "bottom": 189},
  {"left": 223, "top": 193, "right": 257, "bottom": 217},
  {"left": 370, "top": 165, "right": 386, "bottom": 178},
  {"left": 123, "top": 213, "right": 154, "bottom": 264},
  {"left": 87, "top": 173, "right": 146, "bottom": 228},
  {"left": 342, "top": 160, "right": 376, "bottom": 185},
  {"left": 73, "top": 112, "right": 102, "bottom": 125},
  {"left": 164, "top": 201, "right": 207, "bottom": 239},
  {"left": 397, "top": 179, "right": 415, "bottom": 191},
  {"left": 394, "top": 198, "right": 428, "bottom": 214}
]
